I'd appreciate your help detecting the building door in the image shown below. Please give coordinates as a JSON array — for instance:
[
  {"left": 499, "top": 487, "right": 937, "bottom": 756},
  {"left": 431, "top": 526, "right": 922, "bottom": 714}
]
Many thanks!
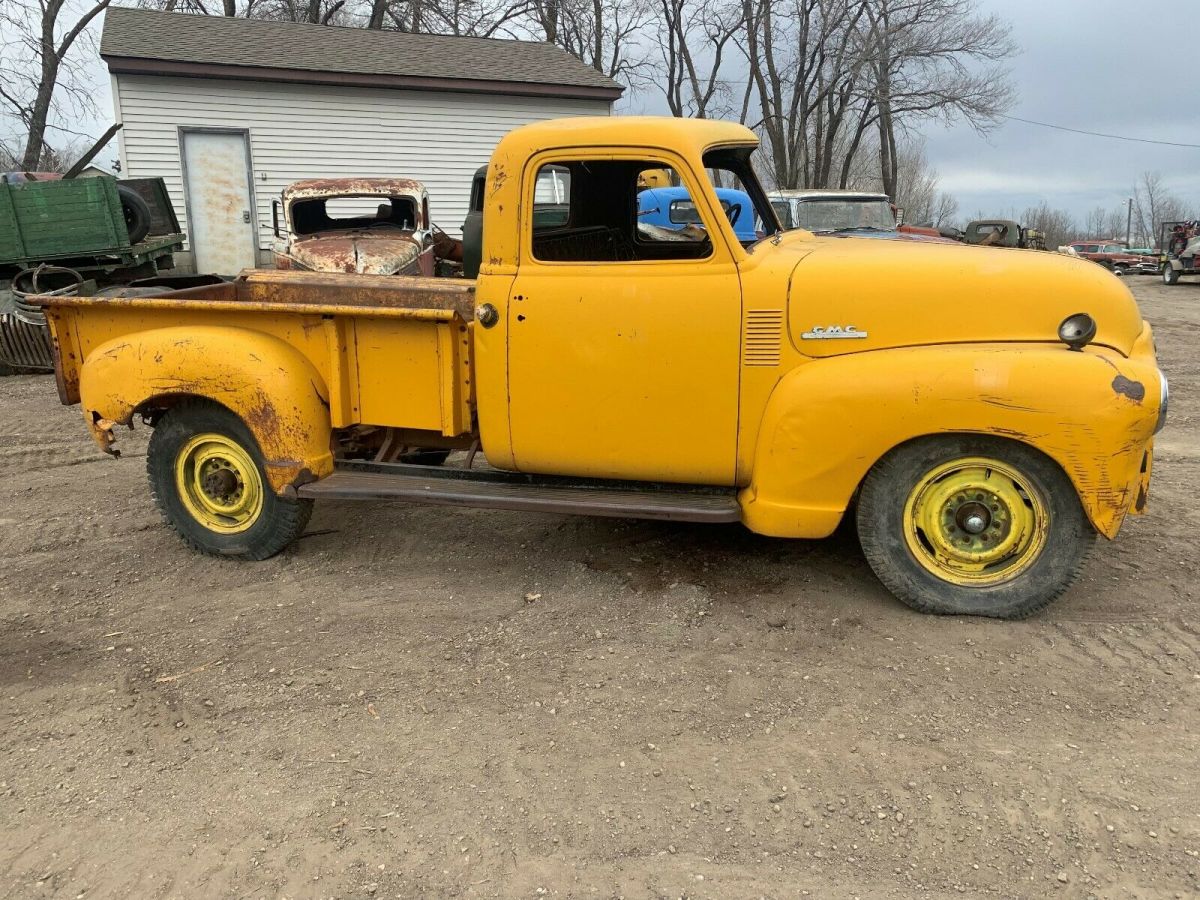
[{"left": 181, "top": 129, "right": 257, "bottom": 275}]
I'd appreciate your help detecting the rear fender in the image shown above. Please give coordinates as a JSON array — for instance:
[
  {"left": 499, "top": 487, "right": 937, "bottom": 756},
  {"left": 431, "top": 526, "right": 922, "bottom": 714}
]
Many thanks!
[
  {"left": 740, "top": 343, "right": 1161, "bottom": 540},
  {"left": 79, "top": 325, "right": 334, "bottom": 493}
]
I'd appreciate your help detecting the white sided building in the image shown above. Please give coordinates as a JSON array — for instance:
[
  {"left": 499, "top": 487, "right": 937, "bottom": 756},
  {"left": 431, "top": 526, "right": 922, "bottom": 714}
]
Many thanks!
[{"left": 100, "top": 8, "right": 621, "bottom": 274}]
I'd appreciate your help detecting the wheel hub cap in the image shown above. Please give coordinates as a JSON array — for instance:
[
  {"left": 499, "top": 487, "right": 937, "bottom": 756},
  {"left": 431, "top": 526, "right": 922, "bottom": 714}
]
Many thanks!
[
  {"left": 903, "top": 456, "right": 1049, "bottom": 586},
  {"left": 175, "top": 433, "right": 264, "bottom": 534}
]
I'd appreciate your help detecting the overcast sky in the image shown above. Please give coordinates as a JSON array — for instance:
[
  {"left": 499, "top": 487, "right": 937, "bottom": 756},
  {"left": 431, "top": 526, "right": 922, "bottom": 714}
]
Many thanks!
[
  {"left": 920, "top": 0, "right": 1200, "bottom": 220},
  {"left": 16, "top": 0, "right": 1199, "bottom": 223}
]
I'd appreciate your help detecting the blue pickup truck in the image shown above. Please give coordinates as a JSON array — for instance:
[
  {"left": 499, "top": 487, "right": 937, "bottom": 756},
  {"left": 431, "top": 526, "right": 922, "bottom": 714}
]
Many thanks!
[{"left": 637, "top": 186, "right": 758, "bottom": 242}]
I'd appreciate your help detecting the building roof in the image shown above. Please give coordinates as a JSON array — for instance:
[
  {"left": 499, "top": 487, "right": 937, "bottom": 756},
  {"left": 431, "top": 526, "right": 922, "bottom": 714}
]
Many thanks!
[{"left": 100, "top": 8, "right": 623, "bottom": 102}]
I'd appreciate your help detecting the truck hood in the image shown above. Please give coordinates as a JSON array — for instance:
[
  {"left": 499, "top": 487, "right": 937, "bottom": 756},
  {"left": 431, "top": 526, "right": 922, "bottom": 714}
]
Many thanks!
[
  {"left": 286, "top": 231, "right": 421, "bottom": 275},
  {"left": 778, "top": 235, "right": 1145, "bottom": 357}
]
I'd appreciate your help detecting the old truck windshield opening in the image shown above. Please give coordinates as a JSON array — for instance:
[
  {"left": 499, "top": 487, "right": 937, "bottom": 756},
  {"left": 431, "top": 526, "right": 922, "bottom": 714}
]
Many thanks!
[{"left": 291, "top": 195, "right": 419, "bottom": 235}]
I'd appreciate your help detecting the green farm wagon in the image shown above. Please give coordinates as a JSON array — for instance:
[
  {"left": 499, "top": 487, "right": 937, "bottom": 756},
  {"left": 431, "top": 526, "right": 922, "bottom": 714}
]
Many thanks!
[{"left": 1, "top": 172, "right": 185, "bottom": 372}]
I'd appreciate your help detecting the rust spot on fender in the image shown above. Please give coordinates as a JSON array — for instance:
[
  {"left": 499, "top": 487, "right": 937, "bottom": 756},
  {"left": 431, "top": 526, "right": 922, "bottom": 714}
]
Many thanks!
[
  {"left": 1111, "top": 375, "right": 1145, "bottom": 402},
  {"left": 245, "top": 396, "right": 285, "bottom": 448}
]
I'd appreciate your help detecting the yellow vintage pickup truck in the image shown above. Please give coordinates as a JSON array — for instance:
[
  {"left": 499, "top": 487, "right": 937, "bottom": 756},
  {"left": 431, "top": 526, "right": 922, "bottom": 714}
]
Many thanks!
[{"left": 37, "top": 117, "right": 1166, "bottom": 618}]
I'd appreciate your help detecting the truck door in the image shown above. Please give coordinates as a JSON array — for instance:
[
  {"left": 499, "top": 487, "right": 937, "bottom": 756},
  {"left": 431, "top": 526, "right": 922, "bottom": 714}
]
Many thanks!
[{"left": 503, "top": 154, "right": 742, "bottom": 485}]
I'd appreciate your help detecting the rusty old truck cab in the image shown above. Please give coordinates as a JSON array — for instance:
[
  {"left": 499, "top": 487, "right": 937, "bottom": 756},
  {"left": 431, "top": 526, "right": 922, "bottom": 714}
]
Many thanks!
[
  {"left": 37, "top": 117, "right": 1166, "bottom": 620},
  {"left": 272, "top": 178, "right": 436, "bottom": 276}
]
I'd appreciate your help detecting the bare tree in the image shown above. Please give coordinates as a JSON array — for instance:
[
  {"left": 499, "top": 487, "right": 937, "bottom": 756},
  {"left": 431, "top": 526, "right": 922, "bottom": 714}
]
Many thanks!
[
  {"left": 889, "top": 139, "right": 955, "bottom": 226},
  {"left": 138, "top": 0, "right": 266, "bottom": 14},
  {"left": 0, "top": 135, "right": 95, "bottom": 172},
  {"left": 1133, "top": 171, "right": 1189, "bottom": 248},
  {"left": 735, "top": 0, "right": 1013, "bottom": 196},
  {"left": 654, "top": 0, "right": 743, "bottom": 118},
  {"left": 1104, "top": 206, "right": 1128, "bottom": 242},
  {"left": 1083, "top": 206, "right": 1107, "bottom": 239},
  {"left": 528, "top": 0, "right": 654, "bottom": 83},
  {"left": 858, "top": 0, "right": 1015, "bottom": 198},
  {"left": 1021, "top": 202, "right": 1078, "bottom": 250},
  {"left": 0, "top": 0, "right": 115, "bottom": 171},
  {"left": 737, "top": 0, "right": 874, "bottom": 189}
]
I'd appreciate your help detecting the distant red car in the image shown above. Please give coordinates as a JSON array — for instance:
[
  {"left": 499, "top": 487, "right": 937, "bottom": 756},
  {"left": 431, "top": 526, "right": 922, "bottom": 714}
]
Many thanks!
[{"left": 1069, "top": 241, "right": 1143, "bottom": 275}]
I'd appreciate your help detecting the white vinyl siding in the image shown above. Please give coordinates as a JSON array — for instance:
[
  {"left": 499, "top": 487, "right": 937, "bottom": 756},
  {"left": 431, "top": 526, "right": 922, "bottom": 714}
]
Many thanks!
[{"left": 112, "top": 74, "right": 611, "bottom": 256}]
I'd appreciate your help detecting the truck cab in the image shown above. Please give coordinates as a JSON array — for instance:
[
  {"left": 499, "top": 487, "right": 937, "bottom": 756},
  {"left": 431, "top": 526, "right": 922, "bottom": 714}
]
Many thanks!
[
  {"left": 272, "top": 178, "right": 435, "bottom": 276},
  {"left": 38, "top": 117, "right": 1167, "bottom": 619}
]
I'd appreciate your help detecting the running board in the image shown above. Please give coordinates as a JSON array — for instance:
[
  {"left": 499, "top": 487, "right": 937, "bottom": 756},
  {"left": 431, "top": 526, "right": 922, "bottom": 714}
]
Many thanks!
[{"left": 297, "top": 463, "right": 741, "bottom": 523}]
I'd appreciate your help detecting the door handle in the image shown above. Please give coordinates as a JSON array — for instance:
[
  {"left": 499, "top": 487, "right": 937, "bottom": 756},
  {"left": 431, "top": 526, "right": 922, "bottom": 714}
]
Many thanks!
[
  {"left": 476, "top": 303, "right": 499, "bottom": 328},
  {"left": 242, "top": 210, "right": 251, "bottom": 223}
]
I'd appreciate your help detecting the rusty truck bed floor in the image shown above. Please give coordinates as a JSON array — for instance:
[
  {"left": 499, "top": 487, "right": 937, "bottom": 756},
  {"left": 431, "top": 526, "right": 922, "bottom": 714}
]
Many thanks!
[{"left": 0, "top": 277, "right": 1197, "bottom": 899}]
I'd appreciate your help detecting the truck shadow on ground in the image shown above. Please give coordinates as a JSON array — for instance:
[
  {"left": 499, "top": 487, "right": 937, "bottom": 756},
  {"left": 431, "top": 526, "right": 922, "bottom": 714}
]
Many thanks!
[{"left": 301, "top": 498, "right": 898, "bottom": 621}]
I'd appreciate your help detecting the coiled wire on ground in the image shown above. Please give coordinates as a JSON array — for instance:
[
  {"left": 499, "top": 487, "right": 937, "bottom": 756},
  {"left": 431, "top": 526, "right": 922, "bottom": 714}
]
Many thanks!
[{"left": 0, "top": 265, "right": 80, "bottom": 372}]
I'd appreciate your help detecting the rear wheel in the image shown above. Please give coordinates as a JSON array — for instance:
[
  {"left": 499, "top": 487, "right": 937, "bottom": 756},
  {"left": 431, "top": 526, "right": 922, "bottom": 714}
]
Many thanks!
[
  {"left": 147, "top": 400, "right": 312, "bottom": 558},
  {"left": 856, "top": 436, "right": 1095, "bottom": 618}
]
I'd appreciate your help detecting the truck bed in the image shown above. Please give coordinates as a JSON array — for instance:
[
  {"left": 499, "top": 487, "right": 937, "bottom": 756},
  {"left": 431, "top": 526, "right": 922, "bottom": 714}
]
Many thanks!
[{"left": 38, "top": 269, "right": 478, "bottom": 437}]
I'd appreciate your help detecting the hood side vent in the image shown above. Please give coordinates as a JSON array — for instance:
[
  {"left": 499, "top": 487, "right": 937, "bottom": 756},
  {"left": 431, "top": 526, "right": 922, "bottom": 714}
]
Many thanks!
[{"left": 743, "top": 308, "right": 783, "bottom": 366}]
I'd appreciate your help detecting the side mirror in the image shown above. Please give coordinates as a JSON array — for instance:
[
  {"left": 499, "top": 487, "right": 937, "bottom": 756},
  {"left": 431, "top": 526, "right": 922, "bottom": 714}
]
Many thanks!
[{"left": 272, "top": 199, "right": 282, "bottom": 238}]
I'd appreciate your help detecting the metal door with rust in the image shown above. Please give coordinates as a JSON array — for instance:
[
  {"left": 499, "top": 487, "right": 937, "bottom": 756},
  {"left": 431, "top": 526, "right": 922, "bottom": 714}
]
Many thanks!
[{"left": 180, "top": 129, "right": 258, "bottom": 275}]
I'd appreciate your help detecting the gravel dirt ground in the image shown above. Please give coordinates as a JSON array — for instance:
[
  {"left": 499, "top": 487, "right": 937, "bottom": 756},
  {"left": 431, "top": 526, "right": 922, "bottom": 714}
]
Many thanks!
[{"left": 0, "top": 277, "right": 1197, "bottom": 900}]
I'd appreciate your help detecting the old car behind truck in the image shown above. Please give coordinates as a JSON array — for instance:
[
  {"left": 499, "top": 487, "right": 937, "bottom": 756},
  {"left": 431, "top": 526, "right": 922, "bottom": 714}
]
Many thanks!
[
  {"left": 271, "top": 178, "right": 438, "bottom": 276},
  {"left": 37, "top": 117, "right": 1166, "bottom": 619}
]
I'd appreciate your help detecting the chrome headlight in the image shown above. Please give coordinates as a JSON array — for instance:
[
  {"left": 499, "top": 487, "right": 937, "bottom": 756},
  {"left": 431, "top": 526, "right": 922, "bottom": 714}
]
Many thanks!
[{"left": 1156, "top": 370, "right": 1169, "bottom": 433}]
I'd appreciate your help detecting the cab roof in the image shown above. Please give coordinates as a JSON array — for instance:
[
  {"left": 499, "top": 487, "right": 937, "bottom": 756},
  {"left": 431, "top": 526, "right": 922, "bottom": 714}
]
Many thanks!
[
  {"left": 498, "top": 116, "right": 759, "bottom": 155},
  {"left": 282, "top": 177, "right": 426, "bottom": 202}
]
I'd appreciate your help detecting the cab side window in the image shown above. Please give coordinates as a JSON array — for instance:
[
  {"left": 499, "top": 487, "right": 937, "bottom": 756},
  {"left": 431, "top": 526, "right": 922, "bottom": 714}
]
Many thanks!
[{"left": 530, "top": 160, "right": 713, "bottom": 263}]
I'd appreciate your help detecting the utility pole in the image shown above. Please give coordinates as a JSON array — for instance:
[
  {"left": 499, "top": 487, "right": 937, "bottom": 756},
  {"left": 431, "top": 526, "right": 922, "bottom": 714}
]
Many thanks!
[{"left": 1126, "top": 197, "right": 1133, "bottom": 246}]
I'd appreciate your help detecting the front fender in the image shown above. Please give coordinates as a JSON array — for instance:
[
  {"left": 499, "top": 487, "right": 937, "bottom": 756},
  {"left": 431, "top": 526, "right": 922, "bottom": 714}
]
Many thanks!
[
  {"left": 79, "top": 325, "right": 334, "bottom": 493},
  {"left": 740, "top": 341, "right": 1162, "bottom": 540}
]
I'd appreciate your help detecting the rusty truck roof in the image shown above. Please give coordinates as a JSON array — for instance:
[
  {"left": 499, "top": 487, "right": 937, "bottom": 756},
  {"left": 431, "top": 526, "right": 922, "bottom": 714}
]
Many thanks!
[{"left": 282, "top": 177, "right": 426, "bottom": 202}]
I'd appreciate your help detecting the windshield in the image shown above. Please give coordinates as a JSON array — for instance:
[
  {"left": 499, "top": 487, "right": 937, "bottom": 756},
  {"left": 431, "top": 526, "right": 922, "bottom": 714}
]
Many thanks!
[
  {"left": 793, "top": 198, "right": 895, "bottom": 233},
  {"left": 700, "top": 146, "right": 781, "bottom": 241}
]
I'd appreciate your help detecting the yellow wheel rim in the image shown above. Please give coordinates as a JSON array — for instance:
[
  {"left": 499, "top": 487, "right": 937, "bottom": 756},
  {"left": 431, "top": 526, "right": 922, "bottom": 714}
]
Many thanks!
[
  {"left": 174, "top": 433, "right": 264, "bottom": 534},
  {"left": 903, "top": 456, "right": 1048, "bottom": 586}
]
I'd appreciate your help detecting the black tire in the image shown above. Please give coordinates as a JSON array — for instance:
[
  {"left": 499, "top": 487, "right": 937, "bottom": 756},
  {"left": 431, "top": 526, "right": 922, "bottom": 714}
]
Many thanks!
[
  {"left": 1163, "top": 265, "right": 1180, "bottom": 286},
  {"left": 146, "top": 400, "right": 313, "bottom": 559},
  {"left": 117, "top": 184, "right": 152, "bottom": 244},
  {"left": 856, "top": 435, "right": 1096, "bottom": 619}
]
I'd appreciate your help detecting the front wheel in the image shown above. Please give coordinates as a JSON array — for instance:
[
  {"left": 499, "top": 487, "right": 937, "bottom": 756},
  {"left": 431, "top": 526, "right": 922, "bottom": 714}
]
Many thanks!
[
  {"left": 1163, "top": 264, "right": 1180, "bottom": 285},
  {"left": 146, "top": 400, "right": 312, "bottom": 559},
  {"left": 856, "top": 436, "right": 1095, "bottom": 618}
]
